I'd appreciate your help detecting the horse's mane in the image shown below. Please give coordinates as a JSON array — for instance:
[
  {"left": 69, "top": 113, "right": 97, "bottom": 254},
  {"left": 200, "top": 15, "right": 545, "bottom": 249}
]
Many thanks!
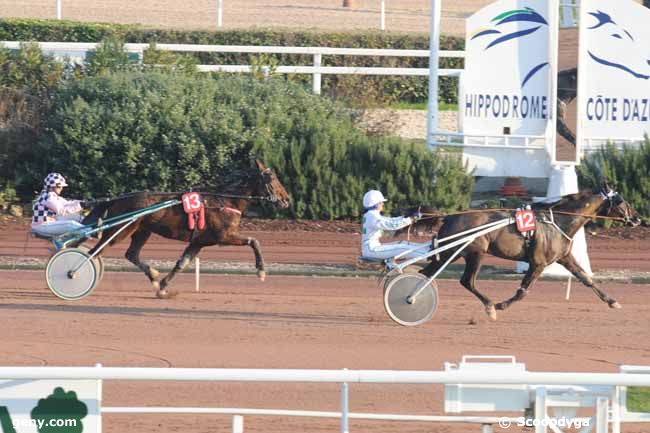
[
  {"left": 531, "top": 189, "right": 597, "bottom": 212},
  {"left": 94, "top": 165, "right": 262, "bottom": 204}
]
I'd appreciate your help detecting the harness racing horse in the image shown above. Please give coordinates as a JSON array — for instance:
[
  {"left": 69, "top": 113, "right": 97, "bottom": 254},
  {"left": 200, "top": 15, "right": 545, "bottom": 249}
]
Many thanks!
[
  {"left": 419, "top": 183, "right": 641, "bottom": 320},
  {"left": 82, "top": 160, "right": 290, "bottom": 299}
]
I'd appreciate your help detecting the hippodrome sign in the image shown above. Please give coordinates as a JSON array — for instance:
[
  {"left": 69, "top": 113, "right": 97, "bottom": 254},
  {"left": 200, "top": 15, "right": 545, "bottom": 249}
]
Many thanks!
[
  {"left": 0, "top": 380, "right": 100, "bottom": 433},
  {"left": 577, "top": 0, "right": 650, "bottom": 153},
  {"left": 463, "top": 0, "right": 553, "bottom": 138}
]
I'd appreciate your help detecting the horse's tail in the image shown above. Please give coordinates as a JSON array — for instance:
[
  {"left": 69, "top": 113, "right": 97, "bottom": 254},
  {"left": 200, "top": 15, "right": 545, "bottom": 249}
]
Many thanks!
[
  {"left": 392, "top": 206, "right": 446, "bottom": 237},
  {"left": 81, "top": 199, "right": 112, "bottom": 226}
]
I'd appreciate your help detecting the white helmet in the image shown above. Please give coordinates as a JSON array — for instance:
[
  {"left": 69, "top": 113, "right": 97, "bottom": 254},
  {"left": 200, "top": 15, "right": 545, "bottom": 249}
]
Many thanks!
[
  {"left": 363, "top": 190, "right": 387, "bottom": 208},
  {"left": 43, "top": 172, "right": 68, "bottom": 189}
]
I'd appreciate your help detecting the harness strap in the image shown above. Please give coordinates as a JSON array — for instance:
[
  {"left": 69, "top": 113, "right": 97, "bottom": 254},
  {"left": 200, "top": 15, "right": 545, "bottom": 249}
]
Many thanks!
[
  {"left": 223, "top": 206, "right": 242, "bottom": 215},
  {"left": 541, "top": 208, "right": 574, "bottom": 244}
]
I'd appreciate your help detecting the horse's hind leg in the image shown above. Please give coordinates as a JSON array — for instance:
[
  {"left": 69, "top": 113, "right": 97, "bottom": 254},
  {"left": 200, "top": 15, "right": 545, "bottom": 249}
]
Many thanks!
[
  {"left": 495, "top": 262, "right": 545, "bottom": 311},
  {"left": 459, "top": 252, "right": 498, "bottom": 321},
  {"left": 558, "top": 254, "right": 621, "bottom": 309},
  {"left": 124, "top": 229, "right": 161, "bottom": 289},
  {"left": 157, "top": 243, "right": 202, "bottom": 299}
]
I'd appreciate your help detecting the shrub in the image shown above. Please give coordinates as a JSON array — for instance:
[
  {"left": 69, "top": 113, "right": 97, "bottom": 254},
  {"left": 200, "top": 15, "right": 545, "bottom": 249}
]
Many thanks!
[
  {"left": 27, "top": 72, "right": 472, "bottom": 218},
  {"left": 0, "top": 43, "right": 69, "bottom": 189},
  {"left": 578, "top": 140, "right": 650, "bottom": 219}
]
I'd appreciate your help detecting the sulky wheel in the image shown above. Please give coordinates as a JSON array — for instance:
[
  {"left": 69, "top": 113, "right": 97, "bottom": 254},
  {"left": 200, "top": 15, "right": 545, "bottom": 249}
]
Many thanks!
[
  {"left": 380, "top": 264, "right": 425, "bottom": 291},
  {"left": 46, "top": 248, "right": 99, "bottom": 300},
  {"left": 383, "top": 273, "right": 438, "bottom": 326},
  {"left": 78, "top": 245, "right": 105, "bottom": 282}
]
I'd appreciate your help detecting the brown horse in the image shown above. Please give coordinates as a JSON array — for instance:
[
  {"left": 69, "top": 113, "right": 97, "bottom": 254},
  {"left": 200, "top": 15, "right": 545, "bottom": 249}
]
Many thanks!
[
  {"left": 82, "top": 160, "right": 290, "bottom": 299},
  {"left": 419, "top": 183, "right": 641, "bottom": 320}
]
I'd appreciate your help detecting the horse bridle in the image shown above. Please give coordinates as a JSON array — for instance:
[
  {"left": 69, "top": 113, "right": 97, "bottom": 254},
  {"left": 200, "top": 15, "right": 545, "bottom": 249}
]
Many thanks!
[
  {"left": 602, "top": 190, "right": 632, "bottom": 223},
  {"left": 211, "top": 169, "right": 279, "bottom": 203}
]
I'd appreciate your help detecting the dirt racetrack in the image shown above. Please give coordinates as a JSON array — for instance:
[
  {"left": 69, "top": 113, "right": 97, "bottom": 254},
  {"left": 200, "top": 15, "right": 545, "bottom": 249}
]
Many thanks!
[{"left": 1, "top": 269, "right": 650, "bottom": 433}]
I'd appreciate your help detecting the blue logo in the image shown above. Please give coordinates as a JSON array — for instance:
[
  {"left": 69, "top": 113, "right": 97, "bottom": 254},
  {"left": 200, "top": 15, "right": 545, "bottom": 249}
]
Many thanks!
[
  {"left": 470, "top": 7, "right": 549, "bottom": 88},
  {"left": 587, "top": 10, "right": 650, "bottom": 80}
]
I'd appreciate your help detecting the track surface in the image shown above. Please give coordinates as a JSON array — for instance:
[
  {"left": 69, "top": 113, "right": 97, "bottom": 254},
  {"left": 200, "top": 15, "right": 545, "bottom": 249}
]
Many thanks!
[
  {"left": 2, "top": 220, "right": 649, "bottom": 272},
  {"left": 0, "top": 0, "right": 495, "bottom": 35},
  {"left": 1, "top": 270, "right": 649, "bottom": 433}
]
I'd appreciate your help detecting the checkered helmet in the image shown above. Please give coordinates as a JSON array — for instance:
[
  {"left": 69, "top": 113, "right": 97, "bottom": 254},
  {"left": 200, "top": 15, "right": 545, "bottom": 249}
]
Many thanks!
[{"left": 43, "top": 172, "right": 68, "bottom": 189}]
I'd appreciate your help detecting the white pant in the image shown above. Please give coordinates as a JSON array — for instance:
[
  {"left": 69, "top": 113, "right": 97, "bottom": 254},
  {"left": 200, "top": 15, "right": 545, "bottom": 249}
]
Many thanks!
[
  {"left": 362, "top": 241, "right": 431, "bottom": 261},
  {"left": 32, "top": 216, "right": 84, "bottom": 238}
]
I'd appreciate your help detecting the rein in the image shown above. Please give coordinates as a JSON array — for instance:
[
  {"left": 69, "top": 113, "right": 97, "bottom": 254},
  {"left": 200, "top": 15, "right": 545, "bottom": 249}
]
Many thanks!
[
  {"left": 202, "top": 192, "right": 277, "bottom": 202},
  {"left": 431, "top": 208, "right": 627, "bottom": 222}
]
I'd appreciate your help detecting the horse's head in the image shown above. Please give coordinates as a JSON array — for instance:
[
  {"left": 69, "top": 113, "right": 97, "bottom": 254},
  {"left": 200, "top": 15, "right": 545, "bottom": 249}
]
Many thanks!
[
  {"left": 254, "top": 159, "right": 290, "bottom": 209},
  {"left": 599, "top": 182, "right": 641, "bottom": 226}
]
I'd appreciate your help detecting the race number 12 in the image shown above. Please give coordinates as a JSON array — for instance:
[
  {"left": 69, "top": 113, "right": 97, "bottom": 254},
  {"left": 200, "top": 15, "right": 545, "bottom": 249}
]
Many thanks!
[{"left": 515, "top": 209, "right": 536, "bottom": 232}]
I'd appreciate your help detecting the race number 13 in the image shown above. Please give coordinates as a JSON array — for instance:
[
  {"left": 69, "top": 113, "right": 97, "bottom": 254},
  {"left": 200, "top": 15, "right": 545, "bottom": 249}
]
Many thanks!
[
  {"left": 182, "top": 192, "right": 202, "bottom": 213},
  {"left": 515, "top": 210, "right": 536, "bottom": 232}
]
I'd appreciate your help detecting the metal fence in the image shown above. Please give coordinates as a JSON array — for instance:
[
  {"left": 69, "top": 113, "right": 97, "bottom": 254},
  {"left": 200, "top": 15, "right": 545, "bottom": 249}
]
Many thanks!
[{"left": 3, "top": 364, "right": 650, "bottom": 433}]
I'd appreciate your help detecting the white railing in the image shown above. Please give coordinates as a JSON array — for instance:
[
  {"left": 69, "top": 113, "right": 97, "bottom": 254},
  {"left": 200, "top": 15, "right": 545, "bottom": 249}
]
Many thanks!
[
  {"left": 3, "top": 365, "right": 650, "bottom": 433},
  {"left": 0, "top": 41, "right": 465, "bottom": 95}
]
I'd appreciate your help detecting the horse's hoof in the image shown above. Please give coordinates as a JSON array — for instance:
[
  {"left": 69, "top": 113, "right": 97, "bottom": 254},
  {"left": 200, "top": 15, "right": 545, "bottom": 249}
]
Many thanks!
[
  {"left": 156, "top": 289, "right": 179, "bottom": 299},
  {"left": 609, "top": 301, "right": 622, "bottom": 309},
  {"left": 257, "top": 270, "right": 266, "bottom": 282},
  {"left": 486, "top": 305, "right": 497, "bottom": 321}
]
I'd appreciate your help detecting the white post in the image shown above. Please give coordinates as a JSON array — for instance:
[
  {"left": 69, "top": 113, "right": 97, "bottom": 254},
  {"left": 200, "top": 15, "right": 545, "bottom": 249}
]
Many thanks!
[
  {"left": 565, "top": 276, "right": 572, "bottom": 300},
  {"left": 535, "top": 387, "right": 547, "bottom": 433},
  {"left": 544, "top": 165, "right": 593, "bottom": 277},
  {"left": 426, "top": 0, "right": 441, "bottom": 147},
  {"left": 217, "top": 0, "right": 224, "bottom": 27},
  {"left": 313, "top": 53, "right": 322, "bottom": 95},
  {"left": 232, "top": 415, "right": 244, "bottom": 433},
  {"left": 481, "top": 424, "right": 493, "bottom": 433},
  {"left": 340, "top": 373, "right": 349, "bottom": 433},
  {"left": 596, "top": 397, "right": 608, "bottom": 433},
  {"left": 195, "top": 258, "right": 200, "bottom": 292},
  {"left": 612, "top": 386, "right": 621, "bottom": 433},
  {"left": 95, "top": 363, "right": 103, "bottom": 433},
  {"left": 56, "top": 0, "right": 62, "bottom": 19},
  {"left": 380, "top": 0, "right": 386, "bottom": 31}
]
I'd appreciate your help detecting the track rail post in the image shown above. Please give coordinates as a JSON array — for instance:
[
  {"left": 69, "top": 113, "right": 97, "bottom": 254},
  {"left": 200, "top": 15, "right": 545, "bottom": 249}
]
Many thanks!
[
  {"left": 232, "top": 414, "right": 243, "bottom": 433},
  {"left": 341, "top": 369, "right": 349, "bottom": 433}
]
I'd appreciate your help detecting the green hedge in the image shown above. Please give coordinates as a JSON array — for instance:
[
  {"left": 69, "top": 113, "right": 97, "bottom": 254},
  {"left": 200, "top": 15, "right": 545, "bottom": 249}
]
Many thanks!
[
  {"left": 578, "top": 141, "right": 650, "bottom": 219},
  {"left": 26, "top": 72, "right": 472, "bottom": 219},
  {"left": 0, "top": 18, "right": 464, "bottom": 106}
]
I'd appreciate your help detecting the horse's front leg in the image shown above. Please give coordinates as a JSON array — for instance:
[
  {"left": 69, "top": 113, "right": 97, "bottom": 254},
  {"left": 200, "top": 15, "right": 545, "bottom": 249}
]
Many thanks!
[
  {"left": 495, "top": 261, "right": 545, "bottom": 311},
  {"left": 222, "top": 235, "right": 265, "bottom": 281},
  {"left": 558, "top": 254, "right": 621, "bottom": 308},
  {"left": 157, "top": 243, "right": 202, "bottom": 299}
]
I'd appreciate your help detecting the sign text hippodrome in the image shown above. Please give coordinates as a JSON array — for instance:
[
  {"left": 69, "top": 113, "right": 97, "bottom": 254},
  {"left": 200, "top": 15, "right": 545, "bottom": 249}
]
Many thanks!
[{"left": 465, "top": 94, "right": 549, "bottom": 120}]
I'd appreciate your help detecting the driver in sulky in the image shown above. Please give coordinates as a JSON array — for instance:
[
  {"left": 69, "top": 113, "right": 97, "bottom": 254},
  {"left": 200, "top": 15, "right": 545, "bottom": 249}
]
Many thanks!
[
  {"left": 31, "top": 172, "right": 94, "bottom": 238},
  {"left": 360, "top": 190, "right": 430, "bottom": 262}
]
